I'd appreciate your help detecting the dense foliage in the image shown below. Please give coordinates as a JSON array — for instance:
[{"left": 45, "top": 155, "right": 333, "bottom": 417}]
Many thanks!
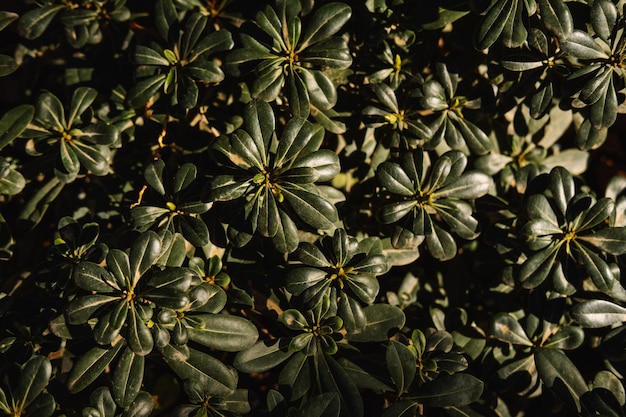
[{"left": 2, "top": 0, "right": 626, "bottom": 416}]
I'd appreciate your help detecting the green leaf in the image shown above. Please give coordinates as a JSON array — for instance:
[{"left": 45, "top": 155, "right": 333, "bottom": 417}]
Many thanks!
[
  {"left": 233, "top": 338, "right": 294, "bottom": 373},
  {"left": 0, "top": 105, "right": 34, "bottom": 150},
  {"left": 590, "top": 0, "right": 617, "bottom": 42},
  {"left": 160, "top": 345, "right": 237, "bottom": 396},
  {"left": 127, "top": 74, "right": 167, "bottom": 108},
  {"left": 386, "top": 341, "right": 416, "bottom": 395},
  {"left": 187, "top": 314, "right": 258, "bottom": 351},
  {"left": 287, "top": 70, "right": 310, "bottom": 118},
  {"left": 298, "top": 393, "right": 340, "bottom": 417},
  {"left": 298, "top": 3, "right": 351, "bottom": 48},
  {"left": 127, "top": 306, "right": 154, "bottom": 355},
  {"left": 377, "top": 162, "right": 415, "bottom": 196},
  {"left": 281, "top": 186, "right": 338, "bottom": 230},
  {"left": 276, "top": 118, "right": 322, "bottom": 167},
  {"left": 155, "top": 0, "right": 178, "bottom": 41},
  {"left": 573, "top": 242, "right": 615, "bottom": 292},
  {"left": 414, "top": 373, "right": 484, "bottom": 407},
  {"left": 68, "top": 342, "right": 125, "bottom": 393},
  {"left": 67, "top": 87, "right": 97, "bottom": 128},
  {"left": 571, "top": 300, "right": 626, "bottom": 328},
  {"left": 538, "top": 0, "right": 572, "bottom": 39},
  {"left": 435, "top": 171, "right": 492, "bottom": 199},
  {"left": 0, "top": 11, "right": 18, "bottom": 32},
  {"left": 300, "top": 69, "right": 337, "bottom": 110},
  {"left": 348, "top": 304, "right": 405, "bottom": 342},
  {"left": 489, "top": 313, "right": 533, "bottom": 346},
  {"left": 518, "top": 244, "right": 560, "bottom": 289},
  {"left": 112, "top": 347, "right": 144, "bottom": 407},
  {"left": 66, "top": 294, "right": 118, "bottom": 324},
  {"left": 120, "top": 391, "right": 153, "bottom": 417},
  {"left": 561, "top": 30, "right": 609, "bottom": 60},
  {"left": 543, "top": 326, "right": 584, "bottom": 350},
  {"left": 0, "top": 55, "right": 17, "bottom": 77},
  {"left": 18, "top": 5, "right": 64, "bottom": 40},
  {"left": 474, "top": 0, "right": 527, "bottom": 50},
  {"left": 129, "top": 231, "right": 162, "bottom": 287},
  {"left": 73, "top": 261, "right": 119, "bottom": 292},
  {"left": 134, "top": 45, "right": 170, "bottom": 67},
  {"left": 278, "top": 352, "right": 311, "bottom": 401},
  {"left": 535, "top": 347, "right": 589, "bottom": 413},
  {"left": 14, "top": 356, "right": 51, "bottom": 409},
  {"left": 37, "top": 92, "right": 66, "bottom": 130},
  {"left": 143, "top": 159, "right": 166, "bottom": 196},
  {"left": 579, "top": 227, "right": 626, "bottom": 255},
  {"left": 317, "top": 353, "right": 363, "bottom": 417}
]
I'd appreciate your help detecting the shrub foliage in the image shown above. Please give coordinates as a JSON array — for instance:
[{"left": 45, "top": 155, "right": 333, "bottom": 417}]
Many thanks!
[{"left": 2, "top": 0, "right": 626, "bottom": 416}]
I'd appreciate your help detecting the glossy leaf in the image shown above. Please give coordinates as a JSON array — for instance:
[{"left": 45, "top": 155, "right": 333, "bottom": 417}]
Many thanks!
[
  {"left": 535, "top": 348, "right": 588, "bottom": 413},
  {"left": 234, "top": 338, "right": 294, "bottom": 373},
  {"left": 386, "top": 341, "right": 416, "bottom": 394},
  {"left": 348, "top": 304, "right": 405, "bottom": 342},
  {"left": 187, "top": 314, "right": 258, "bottom": 351},
  {"left": 68, "top": 342, "right": 125, "bottom": 393},
  {"left": 571, "top": 300, "right": 626, "bottom": 328},
  {"left": 112, "top": 347, "right": 144, "bottom": 407},
  {"left": 18, "top": 5, "right": 64, "bottom": 39},
  {"left": 415, "top": 373, "right": 484, "bottom": 407},
  {"left": 490, "top": 313, "right": 533, "bottom": 346}
]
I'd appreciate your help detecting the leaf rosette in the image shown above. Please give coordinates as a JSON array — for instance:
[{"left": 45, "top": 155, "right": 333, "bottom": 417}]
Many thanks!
[
  {"left": 210, "top": 100, "right": 340, "bottom": 253},
  {"left": 286, "top": 228, "right": 388, "bottom": 333},
  {"left": 519, "top": 166, "right": 626, "bottom": 293},
  {"left": 376, "top": 150, "right": 492, "bottom": 260},
  {"left": 225, "top": 0, "right": 352, "bottom": 117}
]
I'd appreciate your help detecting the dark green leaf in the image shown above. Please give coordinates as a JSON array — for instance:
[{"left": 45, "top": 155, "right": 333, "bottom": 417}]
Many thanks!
[
  {"left": 489, "top": 313, "right": 533, "bottom": 346},
  {"left": 129, "top": 231, "right": 162, "bottom": 287},
  {"left": 414, "top": 373, "right": 484, "bottom": 407},
  {"left": 0, "top": 55, "right": 17, "bottom": 77},
  {"left": 160, "top": 345, "right": 237, "bottom": 396},
  {"left": 187, "top": 314, "right": 258, "bottom": 351},
  {"left": 579, "top": 227, "right": 626, "bottom": 255},
  {"left": 519, "top": 244, "right": 560, "bottom": 288},
  {"left": 66, "top": 294, "right": 118, "bottom": 324},
  {"left": 591, "top": 0, "right": 617, "bottom": 41},
  {"left": 74, "top": 261, "right": 118, "bottom": 292},
  {"left": 134, "top": 45, "right": 170, "bottom": 66},
  {"left": 68, "top": 342, "right": 125, "bottom": 393},
  {"left": 299, "top": 3, "right": 351, "bottom": 48},
  {"left": 298, "top": 393, "right": 340, "bottom": 417},
  {"left": 127, "top": 74, "right": 167, "bottom": 108},
  {"left": 348, "top": 304, "right": 405, "bottom": 342},
  {"left": 544, "top": 326, "right": 584, "bottom": 350},
  {"left": 119, "top": 391, "right": 153, "bottom": 417},
  {"left": 281, "top": 186, "right": 338, "bottom": 230},
  {"left": 67, "top": 87, "right": 97, "bottom": 128},
  {"left": 535, "top": 347, "right": 588, "bottom": 413},
  {"left": 474, "top": 0, "right": 527, "bottom": 50},
  {"left": 571, "top": 300, "right": 626, "bottom": 328},
  {"left": 234, "top": 338, "right": 294, "bottom": 373},
  {"left": 561, "top": 30, "right": 609, "bottom": 60},
  {"left": 377, "top": 162, "right": 415, "bottom": 196},
  {"left": 127, "top": 306, "right": 154, "bottom": 355},
  {"left": 386, "top": 341, "right": 416, "bottom": 394},
  {"left": 112, "top": 347, "right": 144, "bottom": 407},
  {"left": 18, "top": 5, "right": 64, "bottom": 39},
  {"left": 14, "top": 356, "right": 51, "bottom": 409},
  {"left": 0, "top": 11, "right": 18, "bottom": 32},
  {"left": 0, "top": 105, "right": 34, "bottom": 150},
  {"left": 538, "top": 0, "right": 573, "bottom": 39},
  {"left": 317, "top": 353, "right": 363, "bottom": 417}
]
